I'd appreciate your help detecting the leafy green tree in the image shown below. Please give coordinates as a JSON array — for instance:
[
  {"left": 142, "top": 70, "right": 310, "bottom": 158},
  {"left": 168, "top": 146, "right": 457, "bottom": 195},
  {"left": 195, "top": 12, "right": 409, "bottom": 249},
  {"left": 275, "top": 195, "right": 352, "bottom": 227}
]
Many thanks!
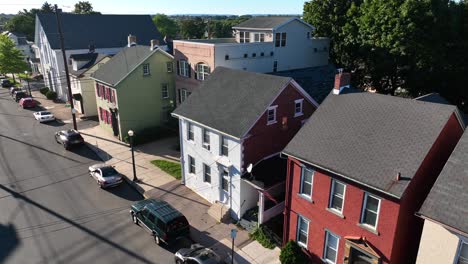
[
  {"left": 0, "top": 35, "right": 29, "bottom": 82},
  {"left": 179, "top": 18, "right": 206, "bottom": 39},
  {"left": 4, "top": 2, "right": 54, "bottom": 40},
  {"left": 73, "top": 1, "right": 100, "bottom": 14},
  {"left": 152, "top": 14, "right": 179, "bottom": 38},
  {"left": 41, "top": 2, "right": 54, "bottom": 13}
]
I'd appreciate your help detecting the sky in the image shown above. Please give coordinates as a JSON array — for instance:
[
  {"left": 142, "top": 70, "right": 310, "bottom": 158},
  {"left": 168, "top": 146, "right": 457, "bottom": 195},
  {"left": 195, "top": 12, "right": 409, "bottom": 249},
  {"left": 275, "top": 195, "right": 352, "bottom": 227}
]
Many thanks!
[{"left": 0, "top": 0, "right": 306, "bottom": 15}]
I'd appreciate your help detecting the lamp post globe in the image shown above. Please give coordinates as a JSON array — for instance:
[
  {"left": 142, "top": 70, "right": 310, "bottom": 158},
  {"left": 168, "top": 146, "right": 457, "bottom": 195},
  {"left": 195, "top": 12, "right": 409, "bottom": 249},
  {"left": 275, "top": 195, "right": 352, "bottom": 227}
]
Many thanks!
[{"left": 128, "top": 130, "right": 134, "bottom": 137}]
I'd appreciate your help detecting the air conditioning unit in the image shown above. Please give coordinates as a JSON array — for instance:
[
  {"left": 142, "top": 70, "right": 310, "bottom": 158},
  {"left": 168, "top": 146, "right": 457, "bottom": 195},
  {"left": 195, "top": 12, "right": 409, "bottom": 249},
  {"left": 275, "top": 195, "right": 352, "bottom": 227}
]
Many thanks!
[{"left": 203, "top": 143, "right": 211, "bottom": 151}]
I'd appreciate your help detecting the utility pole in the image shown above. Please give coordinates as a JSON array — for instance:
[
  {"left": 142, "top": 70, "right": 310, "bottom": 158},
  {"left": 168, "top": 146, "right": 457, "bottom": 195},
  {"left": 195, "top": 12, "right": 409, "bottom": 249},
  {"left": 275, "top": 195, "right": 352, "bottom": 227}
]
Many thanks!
[{"left": 54, "top": 5, "right": 77, "bottom": 130}]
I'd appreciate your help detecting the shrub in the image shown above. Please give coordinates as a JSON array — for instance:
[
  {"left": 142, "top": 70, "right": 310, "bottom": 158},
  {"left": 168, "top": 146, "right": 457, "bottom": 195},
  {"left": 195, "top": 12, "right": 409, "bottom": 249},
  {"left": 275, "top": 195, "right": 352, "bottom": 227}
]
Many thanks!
[
  {"left": 249, "top": 226, "right": 275, "bottom": 249},
  {"left": 46, "top": 90, "right": 57, "bottom": 100},
  {"left": 40, "top": 87, "right": 49, "bottom": 95},
  {"left": 280, "top": 240, "right": 306, "bottom": 264}
]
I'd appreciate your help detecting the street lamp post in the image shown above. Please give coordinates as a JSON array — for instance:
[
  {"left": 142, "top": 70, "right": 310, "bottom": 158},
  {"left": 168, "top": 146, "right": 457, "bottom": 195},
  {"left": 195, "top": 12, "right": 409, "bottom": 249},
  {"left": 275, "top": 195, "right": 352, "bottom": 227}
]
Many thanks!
[
  {"left": 24, "top": 71, "right": 31, "bottom": 97},
  {"left": 128, "top": 130, "right": 138, "bottom": 182}
]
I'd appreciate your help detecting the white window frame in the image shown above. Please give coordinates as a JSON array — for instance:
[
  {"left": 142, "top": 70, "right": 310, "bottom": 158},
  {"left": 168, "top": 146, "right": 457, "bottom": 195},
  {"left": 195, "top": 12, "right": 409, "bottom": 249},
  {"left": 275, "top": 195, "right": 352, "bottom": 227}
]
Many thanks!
[
  {"left": 180, "top": 60, "right": 190, "bottom": 77},
  {"left": 143, "top": 63, "right": 150, "bottom": 75},
  {"left": 267, "top": 105, "right": 277, "bottom": 125},
  {"left": 328, "top": 180, "right": 346, "bottom": 214},
  {"left": 294, "top": 99, "right": 304, "bottom": 117},
  {"left": 253, "top": 33, "right": 265, "bottom": 42},
  {"left": 299, "top": 167, "right": 314, "bottom": 199},
  {"left": 239, "top": 31, "right": 250, "bottom": 43},
  {"left": 456, "top": 239, "right": 468, "bottom": 264},
  {"left": 203, "top": 163, "right": 211, "bottom": 184},
  {"left": 202, "top": 128, "right": 210, "bottom": 150},
  {"left": 196, "top": 63, "right": 210, "bottom": 80},
  {"left": 221, "top": 136, "right": 228, "bottom": 157},
  {"left": 296, "top": 215, "right": 309, "bottom": 248},
  {"left": 188, "top": 155, "right": 195, "bottom": 174},
  {"left": 360, "top": 193, "right": 381, "bottom": 230},
  {"left": 166, "top": 62, "right": 173, "bottom": 72},
  {"left": 221, "top": 167, "right": 229, "bottom": 193},
  {"left": 161, "top": 83, "right": 169, "bottom": 99},
  {"left": 187, "top": 122, "right": 194, "bottom": 142},
  {"left": 323, "top": 231, "right": 339, "bottom": 264},
  {"left": 181, "top": 88, "right": 191, "bottom": 102}
]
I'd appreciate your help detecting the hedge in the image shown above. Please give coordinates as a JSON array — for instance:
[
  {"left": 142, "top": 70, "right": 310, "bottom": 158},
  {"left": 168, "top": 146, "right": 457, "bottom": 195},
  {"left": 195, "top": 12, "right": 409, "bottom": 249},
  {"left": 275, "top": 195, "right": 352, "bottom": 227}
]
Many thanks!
[
  {"left": 46, "top": 90, "right": 57, "bottom": 100},
  {"left": 280, "top": 240, "right": 306, "bottom": 264},
  {"left": 40, "top": 87, "right": 49, "bottom": 95}
]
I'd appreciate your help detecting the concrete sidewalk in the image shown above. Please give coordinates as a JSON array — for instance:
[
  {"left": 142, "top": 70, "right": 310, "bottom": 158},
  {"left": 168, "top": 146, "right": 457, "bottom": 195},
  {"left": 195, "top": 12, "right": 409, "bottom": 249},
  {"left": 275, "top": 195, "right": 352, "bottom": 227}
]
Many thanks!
[{"left": 78, "top": 123, "right": 281, "bottom": 264}]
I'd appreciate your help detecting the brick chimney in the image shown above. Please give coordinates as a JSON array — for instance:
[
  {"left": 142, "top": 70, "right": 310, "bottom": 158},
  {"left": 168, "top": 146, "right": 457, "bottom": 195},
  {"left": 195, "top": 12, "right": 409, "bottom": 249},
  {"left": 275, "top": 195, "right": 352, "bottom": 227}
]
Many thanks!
[
  {"left": 127, "top": 34, "right": 137, "bottom": 47},
  {"left": 150, "top": 39, "right": 159, "bottom": 51},
  {"left": 333, "top": 69, "right": 351, "bottom": 95}
]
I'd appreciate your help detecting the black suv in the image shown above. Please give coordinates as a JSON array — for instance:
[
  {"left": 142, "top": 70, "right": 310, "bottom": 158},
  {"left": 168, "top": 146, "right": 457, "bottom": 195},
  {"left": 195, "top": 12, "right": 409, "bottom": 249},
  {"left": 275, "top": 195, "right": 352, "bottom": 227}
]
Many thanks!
[
  {"left": 130, "top": 199, "right": 190, "bottom": 246},
  {"left": 13, "top": 91, "right": 27, "bottom": 102},
  {"left": 54, "top": 129, "right": 84, "bottom": 150},
  {"left": 1, "top": 79, "right": 12, "bottom": 88}
]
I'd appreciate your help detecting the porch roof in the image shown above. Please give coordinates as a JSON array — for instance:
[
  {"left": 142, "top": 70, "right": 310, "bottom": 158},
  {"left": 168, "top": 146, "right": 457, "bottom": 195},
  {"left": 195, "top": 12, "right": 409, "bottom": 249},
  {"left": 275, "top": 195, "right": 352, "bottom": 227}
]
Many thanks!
[{"left": 242, "top": 155, "right": 287, "bottom": 189}]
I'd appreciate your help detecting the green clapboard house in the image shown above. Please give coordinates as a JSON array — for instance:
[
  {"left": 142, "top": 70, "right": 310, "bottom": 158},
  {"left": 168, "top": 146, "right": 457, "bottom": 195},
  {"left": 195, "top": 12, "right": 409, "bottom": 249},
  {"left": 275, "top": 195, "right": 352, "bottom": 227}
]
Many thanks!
[{"left": 91, "top": 44, "right": 175, "bottom": 141}]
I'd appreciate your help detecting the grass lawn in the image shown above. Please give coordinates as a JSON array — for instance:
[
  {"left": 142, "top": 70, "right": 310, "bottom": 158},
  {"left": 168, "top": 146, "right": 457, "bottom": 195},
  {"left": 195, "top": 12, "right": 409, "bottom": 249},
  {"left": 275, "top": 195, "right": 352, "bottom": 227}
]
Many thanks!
[{"left": 150, "top": 160, "right": 181, "bottom": 180}]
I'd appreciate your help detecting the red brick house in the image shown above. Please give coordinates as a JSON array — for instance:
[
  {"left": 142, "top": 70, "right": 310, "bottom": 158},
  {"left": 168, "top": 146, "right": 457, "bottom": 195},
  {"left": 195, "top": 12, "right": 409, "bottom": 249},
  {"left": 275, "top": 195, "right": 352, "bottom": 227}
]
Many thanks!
[
  {"left": 172, "top": 67, "right": 320, "bottom": 220},
  {"left": 281, "top": 73, "right": 465, "bottom": 264}
]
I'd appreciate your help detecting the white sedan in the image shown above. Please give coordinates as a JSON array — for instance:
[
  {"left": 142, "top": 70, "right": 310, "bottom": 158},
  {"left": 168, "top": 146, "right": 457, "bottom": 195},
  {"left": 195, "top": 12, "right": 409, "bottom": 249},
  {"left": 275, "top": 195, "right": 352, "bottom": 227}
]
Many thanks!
[
  {"left": 33, "top": 111, "right": 55, "bottom": 123},
  {"left": 88, "top": 164, "right": 123, "bottom": 188}
]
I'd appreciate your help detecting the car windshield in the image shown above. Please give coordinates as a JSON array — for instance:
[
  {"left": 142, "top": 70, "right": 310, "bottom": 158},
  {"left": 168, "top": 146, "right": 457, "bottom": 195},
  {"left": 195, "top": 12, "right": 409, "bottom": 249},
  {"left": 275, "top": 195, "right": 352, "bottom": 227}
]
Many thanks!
[
  {"left": 41, "top": 112, "right": 52, "bottom": 115},
  {"left": 68, "top": 134, "right": 82, "bottom": 140},
  {"left": 100, "top": 167, "right": 118, "bottom": 177}
]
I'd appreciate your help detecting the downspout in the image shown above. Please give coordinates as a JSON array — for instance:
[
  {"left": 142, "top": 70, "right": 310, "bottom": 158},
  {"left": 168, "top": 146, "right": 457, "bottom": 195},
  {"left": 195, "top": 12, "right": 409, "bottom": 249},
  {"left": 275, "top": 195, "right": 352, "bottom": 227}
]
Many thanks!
[{"left": 281, "top": 152, "right": 293, "bottom": 246}]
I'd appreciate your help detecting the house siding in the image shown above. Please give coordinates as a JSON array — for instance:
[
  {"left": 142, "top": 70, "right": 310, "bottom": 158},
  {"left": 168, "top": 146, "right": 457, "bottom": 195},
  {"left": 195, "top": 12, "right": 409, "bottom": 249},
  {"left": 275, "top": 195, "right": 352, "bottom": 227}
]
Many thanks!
[
  {"left": 285, "top": 157, "right": 399, "bottom": 263},
  {"left": 391, "top": 113, "right": 464, "bottom": 263},
  {"left": 243, "top": 84, "right": 315, "bottom": 170}
]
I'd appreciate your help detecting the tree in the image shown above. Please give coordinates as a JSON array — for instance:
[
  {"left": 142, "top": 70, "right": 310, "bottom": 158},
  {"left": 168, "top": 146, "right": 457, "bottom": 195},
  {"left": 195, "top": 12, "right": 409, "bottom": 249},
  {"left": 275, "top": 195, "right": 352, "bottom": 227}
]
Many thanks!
[
  {"left": 0, "top": 35, "right": 29, "bottom": 82},
  {"left": 279, "top": 240, "right": 306, "bottom": 264},
  {"left": 41, "top": 2, "right": 54, "bottom": 13},
  {"left": 179, "top": 18, "right": 206, "bottom": 39},
  {"left": 152, "top": 14, "right": 179, "bottom": 38},
  {"left": 73, "top": 1, "right": 100, "bottom": 14},
  {"left": 4, "top": 2, "right": 53, "bottom": 40}
]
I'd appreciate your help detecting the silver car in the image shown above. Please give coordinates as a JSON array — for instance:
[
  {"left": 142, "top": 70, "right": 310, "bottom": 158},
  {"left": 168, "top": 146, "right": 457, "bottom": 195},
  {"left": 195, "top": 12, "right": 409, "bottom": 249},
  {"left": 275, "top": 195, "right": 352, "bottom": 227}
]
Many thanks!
[
  {"left": 175, "top": 244, "right": 222, "bottom": 264},
  {"left": 33, "top": 111, "right": 55, "bottom": 122},
  {"left": 88, "top": 164, "right": 123, "bottom": 188}
]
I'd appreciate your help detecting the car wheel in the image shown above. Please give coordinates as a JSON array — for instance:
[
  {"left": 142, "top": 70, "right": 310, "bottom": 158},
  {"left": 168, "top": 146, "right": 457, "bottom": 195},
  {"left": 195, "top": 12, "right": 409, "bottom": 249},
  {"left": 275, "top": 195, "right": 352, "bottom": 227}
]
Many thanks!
[
  {"left": 175, "top": 259, "right": 183, "bottom": 264},
  {"left": 64, "top": 143, "right": 70, "bottom": 150},
  {"left": 132, "top": 213, "right": 138, "bottom": 225},
  {"left": 153, "top": 234, "right": 160, "bottom": 245}
]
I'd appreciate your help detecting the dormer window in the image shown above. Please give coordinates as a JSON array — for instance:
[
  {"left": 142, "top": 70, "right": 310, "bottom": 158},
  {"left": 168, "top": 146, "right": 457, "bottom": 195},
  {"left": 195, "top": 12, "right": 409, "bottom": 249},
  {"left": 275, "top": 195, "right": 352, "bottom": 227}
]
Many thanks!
[
  {"left": 239, "top": 32, "right": 250, "bottom": 43},
  {"left": 195, "top": 63, "right": 210, "bottom": 81}
]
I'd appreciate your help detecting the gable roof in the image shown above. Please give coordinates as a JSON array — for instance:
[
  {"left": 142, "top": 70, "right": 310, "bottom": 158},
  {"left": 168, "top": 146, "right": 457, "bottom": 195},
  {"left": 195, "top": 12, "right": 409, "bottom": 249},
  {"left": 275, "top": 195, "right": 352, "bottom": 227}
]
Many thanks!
[
  {"left": 271, "top": 65, "right": 336, "bottom": 104},
  {"left": 418, "top": 130, "right": 468, "bottom": 234},
  {"left": 91, "top": 45, "right": 157, "bottom": 86},
  {"left": 283, "top": 90, "right": 461, "bottom": 198},
  {"left": 233, "top": 16, "right": 299, "bottom": 30},
  {"left": 172, "top": 67, "right": 294, "bottom": 138},
  {"left": 68, "top": 53, "right": 109, "bottom": 77},
  {"left": 36, "top": 13, "right": 164, "bottom": 50}
]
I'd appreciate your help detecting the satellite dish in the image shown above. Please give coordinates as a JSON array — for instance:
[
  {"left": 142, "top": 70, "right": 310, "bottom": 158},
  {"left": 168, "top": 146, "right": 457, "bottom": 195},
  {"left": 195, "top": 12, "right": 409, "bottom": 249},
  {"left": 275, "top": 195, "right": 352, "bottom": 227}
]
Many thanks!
[{"left": 247, "top": 163, "right": 253, "bottom": 173}]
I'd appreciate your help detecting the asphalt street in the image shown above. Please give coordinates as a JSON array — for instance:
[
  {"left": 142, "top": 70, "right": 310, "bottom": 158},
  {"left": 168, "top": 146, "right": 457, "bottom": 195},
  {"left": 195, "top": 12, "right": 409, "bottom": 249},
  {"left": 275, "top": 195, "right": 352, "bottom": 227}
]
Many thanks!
[{"left": 0, "top": 88, "right": 174, "bottom": 264}]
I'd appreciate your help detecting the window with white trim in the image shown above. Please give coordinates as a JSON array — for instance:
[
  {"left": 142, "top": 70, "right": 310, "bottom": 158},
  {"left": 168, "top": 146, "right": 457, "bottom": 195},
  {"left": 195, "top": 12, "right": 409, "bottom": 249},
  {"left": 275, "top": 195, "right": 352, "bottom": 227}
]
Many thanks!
[
  {"left": 329, "top": 180, "right": 346, "bottom": 213},
  {"left": 166, "top": 62, "right": 173, "bottom": 72},
  {"left": 196, "top": 63, "right": 210, "bottom": 80},
  {"left": 221, "top": 167, "right": 229, "bottom": 192},
  {"left": 299, "top": 167, "right": 313, "bottom": 198},
  {"left": 457, "top": 241, "right": 468, "bottom": 264},
  {"left": 253, "top": 33, "right": 265, "bottom": 42},
  {"left": 296, "top": 215, "right": 309, "bottom": 247},
  {"left": 324, "top": 231, "right": 339, "bottom": 264},
  {"left": 188, "top": 155, "right": 195, "bottom": 174},
  {"left": 179, "top": 60, "right": 190, "bottom": 77},
  {"left": 203, "top": 163, "right": 211, "bottom": 183},
  {"left": 294, "top": 99, "right": 303, "bottom": 117},
  {"left": 202, "top": 128, "right": 210, "bottom": 150},
  {"left": 360, "top": 193, "right": 381, "bottom": 229},
  {"left": 267, "top": 106, "right": 277, "bottom": 125},
  {"left": 143, "top": 63, "right": 150, "bottom": 75},
  {"left": 180, "top": 88, "right": 191, "bottom": 103},
  {"left": 187, "top": 122, "right": 194, "bottom": 141},
  {"left": 239, "top": 31, "right": 250, "bottom": 43},
  {"left": 161, "top": 83, "right": 169, "bottom": 99},
  {"left": 221, "top": 136, "right": 228, "bottom": 156}
]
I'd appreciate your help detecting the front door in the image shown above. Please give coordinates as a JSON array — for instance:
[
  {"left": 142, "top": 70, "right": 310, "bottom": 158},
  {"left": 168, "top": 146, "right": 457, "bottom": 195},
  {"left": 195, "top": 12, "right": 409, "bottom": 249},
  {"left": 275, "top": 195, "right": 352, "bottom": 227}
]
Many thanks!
[
  {"left": 349, "top": 247, "right": 376, "bottom": 264},
  {"left": 111, "top": 110, "right": 119, "bottom": 137},
  {"left": 220, "top": 166, "right": 230, "bottom": 205}
]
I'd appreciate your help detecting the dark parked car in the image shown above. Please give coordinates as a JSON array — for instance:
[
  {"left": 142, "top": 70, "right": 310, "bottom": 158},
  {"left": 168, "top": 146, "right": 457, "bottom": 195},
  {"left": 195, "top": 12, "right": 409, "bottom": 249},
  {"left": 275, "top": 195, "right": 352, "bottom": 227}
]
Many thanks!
[
  {"left": 13, "top": 91, "right": 27, "bottom": 102},
  {"left": 1, "top": 79, "right": 12, "bottom": 88},
  {"left": 130, "top": 199, "right": 190, "bottom": 246},
  {"left": 10, "top": 87, "right": 21, "bottom": 96},
  {"left": 175, "top": 244, "right": 222, "bottom": 264},
  {"left": 54, "top": 129, "right": 84, "bottom": 150}
]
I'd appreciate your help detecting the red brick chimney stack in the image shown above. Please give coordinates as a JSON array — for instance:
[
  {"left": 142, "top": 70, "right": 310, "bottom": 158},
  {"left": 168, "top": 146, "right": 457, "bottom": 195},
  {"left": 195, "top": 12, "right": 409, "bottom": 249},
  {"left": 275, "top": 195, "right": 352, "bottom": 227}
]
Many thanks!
[{"left": 333, "top": 69, "right": 351, "bottom": 95}]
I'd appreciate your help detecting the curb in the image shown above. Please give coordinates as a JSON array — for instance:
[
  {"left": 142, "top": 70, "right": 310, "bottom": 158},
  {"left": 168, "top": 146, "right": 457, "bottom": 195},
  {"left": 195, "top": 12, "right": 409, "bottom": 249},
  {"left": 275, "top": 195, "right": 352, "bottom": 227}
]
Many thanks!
[{"left": 84, "top": 142, "right": 150, "bottom": 199}]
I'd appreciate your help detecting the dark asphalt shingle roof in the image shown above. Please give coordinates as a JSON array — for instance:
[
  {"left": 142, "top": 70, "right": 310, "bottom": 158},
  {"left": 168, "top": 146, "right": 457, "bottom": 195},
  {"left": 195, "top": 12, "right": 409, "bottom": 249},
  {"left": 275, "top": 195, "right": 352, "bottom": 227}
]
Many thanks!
[
  {"left": 271, "top": 65, "right": 336, "bottom": 104},
  {"left": 92, "top": 45, "right": 152, "bottom": 86},
  {"left": 419, "top": 130, "right": 468, "bottom": 234},
  {"left": 37, "top": 13, "right": 164, "bottom": 50},
  {"left": 416, "top": 93, "right": 468, "bottom": 126},
  {"left": 172, "top": 67, "right": 292, "bottom": 138},
  {"left": 233, "top": 16, "right": 298, "bottom": 29},
  {"left": 283, "top": 90, "right": 460, "bottom": 198},
  {"left": 69, "top": 53, "right": 109, "bottom": 77}
]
